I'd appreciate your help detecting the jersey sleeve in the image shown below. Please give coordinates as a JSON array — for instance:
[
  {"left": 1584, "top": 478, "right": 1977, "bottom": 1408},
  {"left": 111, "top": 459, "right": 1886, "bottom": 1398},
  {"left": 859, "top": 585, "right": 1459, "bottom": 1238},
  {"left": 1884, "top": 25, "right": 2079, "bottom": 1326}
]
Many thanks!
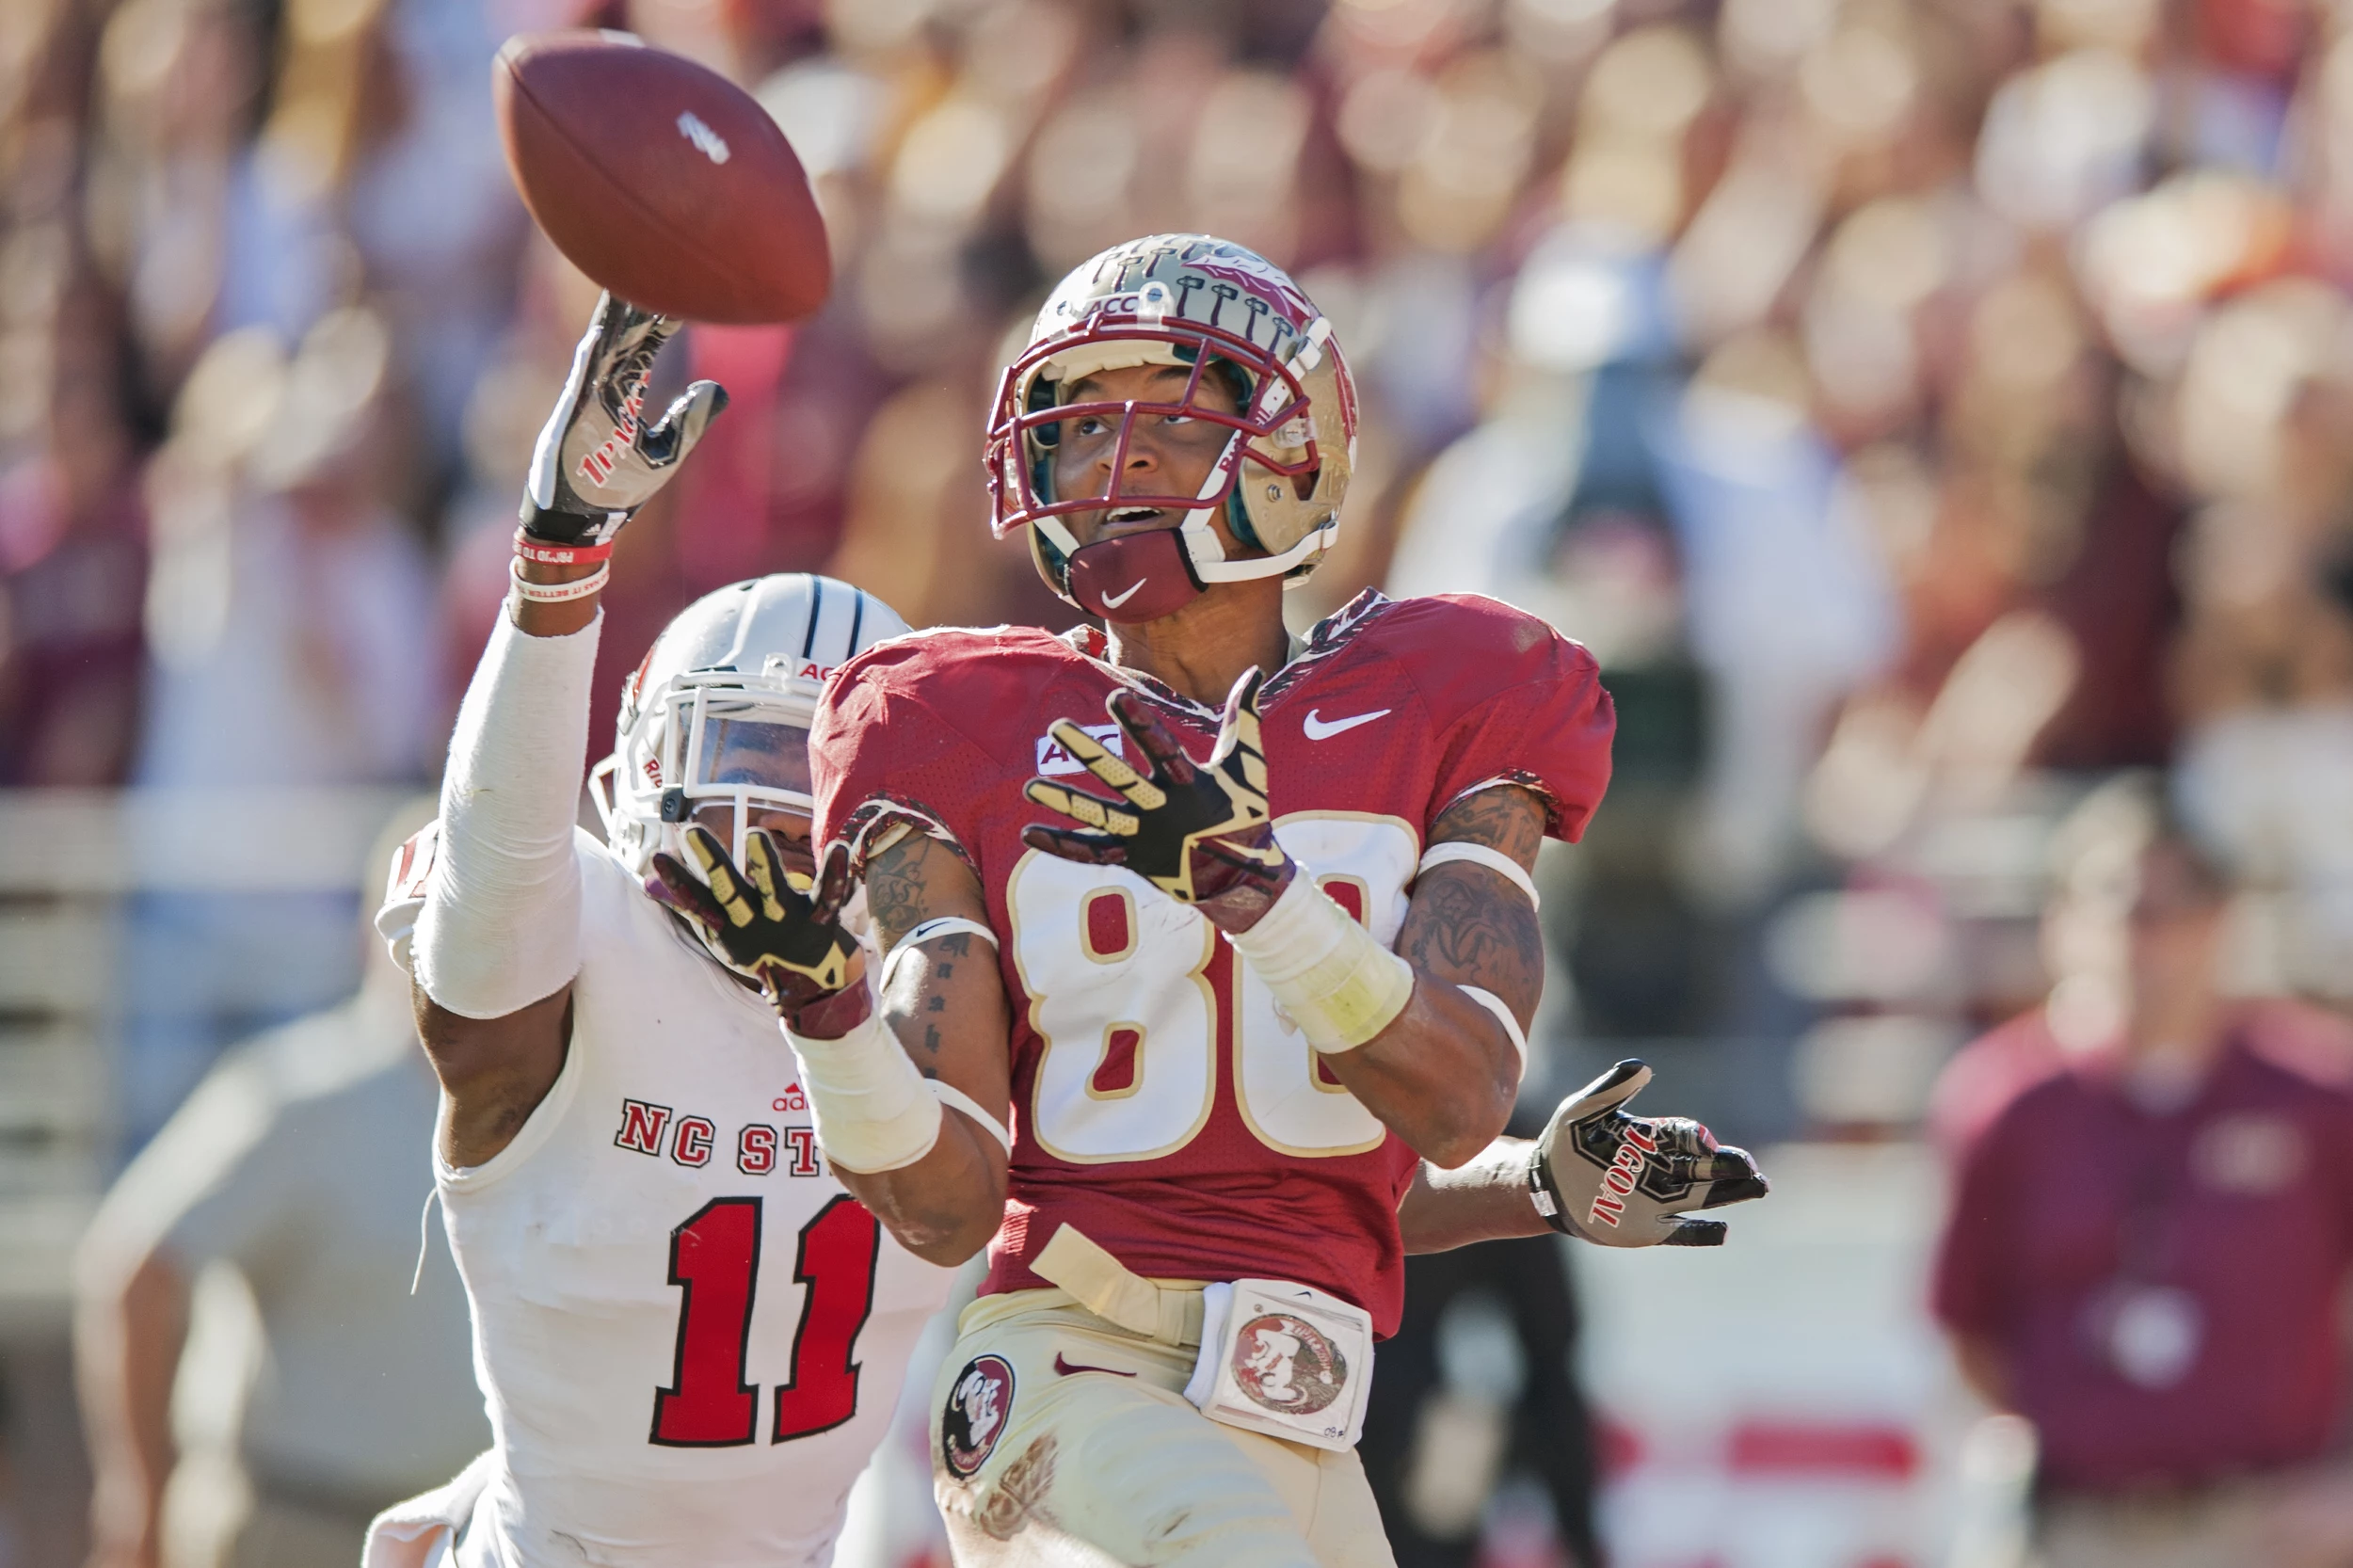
[
  {"left": 1417, "top": 598, "right": 1616, "bottom": 842},
  {"left": 373, "top": 820, "right": 440, "bottom": 976},
  {"left": 811, "top": 640, "right": 1003, "bottom": 875}
]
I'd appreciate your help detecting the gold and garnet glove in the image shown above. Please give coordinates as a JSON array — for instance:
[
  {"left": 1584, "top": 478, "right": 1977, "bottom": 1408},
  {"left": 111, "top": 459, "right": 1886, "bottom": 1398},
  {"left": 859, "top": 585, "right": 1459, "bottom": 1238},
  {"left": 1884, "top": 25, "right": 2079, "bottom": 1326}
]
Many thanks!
[
  {"left": 652, "top": 825, "right": 956, "bottom": 1176},
  {"left": 1529, "top": 1060, "right": 1770, "bottom": 1247},
  {"left": 1025, "top": 668, "right": 1419, "bottom": 1057},
  {"left": 647, "top": 824, "right": 861, "bottom": 1021},
  {"left": 1021, "top": 667, "right": 1292, "bottom": 909}
]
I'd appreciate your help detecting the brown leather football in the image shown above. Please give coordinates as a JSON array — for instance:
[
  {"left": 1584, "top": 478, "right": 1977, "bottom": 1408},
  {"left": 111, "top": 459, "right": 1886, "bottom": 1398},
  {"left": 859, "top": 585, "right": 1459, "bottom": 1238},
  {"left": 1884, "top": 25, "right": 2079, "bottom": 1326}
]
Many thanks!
[{"left": 494, "top": 31, "right": 830, "bottom": 325}]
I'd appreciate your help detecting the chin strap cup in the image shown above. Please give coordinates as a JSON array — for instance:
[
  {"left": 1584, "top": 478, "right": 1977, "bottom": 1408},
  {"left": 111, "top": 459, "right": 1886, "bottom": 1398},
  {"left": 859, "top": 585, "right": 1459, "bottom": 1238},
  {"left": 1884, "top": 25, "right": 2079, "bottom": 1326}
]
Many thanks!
[{"left": 1064, "top": 528, "right": 1208, "bottom": 623}]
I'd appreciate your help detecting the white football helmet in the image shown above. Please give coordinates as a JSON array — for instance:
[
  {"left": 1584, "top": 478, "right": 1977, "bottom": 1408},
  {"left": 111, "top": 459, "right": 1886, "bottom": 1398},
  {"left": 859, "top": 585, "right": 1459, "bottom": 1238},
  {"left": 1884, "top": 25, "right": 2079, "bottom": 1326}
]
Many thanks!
[{"left": 593, "top": 574, "right": 911, "bottom": 879}]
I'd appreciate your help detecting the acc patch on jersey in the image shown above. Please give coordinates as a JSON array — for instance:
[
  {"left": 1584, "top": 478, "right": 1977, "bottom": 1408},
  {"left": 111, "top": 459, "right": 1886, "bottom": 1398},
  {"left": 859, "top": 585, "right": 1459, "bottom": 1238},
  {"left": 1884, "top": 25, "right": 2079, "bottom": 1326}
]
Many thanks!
[
  {"left": 1231, "top": 1314, "right": 1348, "bottom": 1417},
  {"left": 1035, "top": 723, "right": 1123, "bottom": 777},
  {"left": 942, "top": 1354, "right": 1016, "bottom": 1479}
]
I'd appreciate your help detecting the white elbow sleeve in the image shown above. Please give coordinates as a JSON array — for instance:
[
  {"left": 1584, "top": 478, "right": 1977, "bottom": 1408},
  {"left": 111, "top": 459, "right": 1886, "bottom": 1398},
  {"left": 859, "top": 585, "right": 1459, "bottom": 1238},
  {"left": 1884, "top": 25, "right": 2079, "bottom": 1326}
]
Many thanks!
[
  {"left": 1225, "top": 872, "right": 1415, "bottom": 1056},
  {"left": 412, "top": 610, "right": 602, "bottom": 1018},
  {"left": 781, "top": 1003, "right": 943, "bottom": 1175}
]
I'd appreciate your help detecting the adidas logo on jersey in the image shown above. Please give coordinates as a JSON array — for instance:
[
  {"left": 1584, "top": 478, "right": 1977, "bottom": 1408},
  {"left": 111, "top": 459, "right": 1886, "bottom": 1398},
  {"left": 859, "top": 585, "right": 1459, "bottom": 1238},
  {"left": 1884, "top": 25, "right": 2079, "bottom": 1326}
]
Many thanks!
[
  {"left": 1037, "top": 723, "right": 1124, "bottom": 776},
  {"left": 613, "top": 1096, "right": 823, "bottom": 1176}
]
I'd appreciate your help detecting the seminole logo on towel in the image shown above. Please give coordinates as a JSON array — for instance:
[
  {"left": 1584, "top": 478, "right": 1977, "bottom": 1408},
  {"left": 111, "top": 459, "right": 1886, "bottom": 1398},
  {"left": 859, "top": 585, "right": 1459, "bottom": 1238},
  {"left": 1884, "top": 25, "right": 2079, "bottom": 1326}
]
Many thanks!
[
  {"left": 942, "top": 1354, "right": 1016, "bottom": 1479},
  {"left": 1230, "top": 1313, "right": 1348, "bottom": 1416}
]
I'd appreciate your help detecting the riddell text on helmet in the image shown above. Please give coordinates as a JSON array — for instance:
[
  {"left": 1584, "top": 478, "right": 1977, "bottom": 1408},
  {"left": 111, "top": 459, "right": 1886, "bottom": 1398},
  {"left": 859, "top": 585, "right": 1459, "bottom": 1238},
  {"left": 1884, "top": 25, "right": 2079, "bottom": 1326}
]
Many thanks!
[{"left": 1587, "top": 1124, "right": 1658, "bottom": 1229}]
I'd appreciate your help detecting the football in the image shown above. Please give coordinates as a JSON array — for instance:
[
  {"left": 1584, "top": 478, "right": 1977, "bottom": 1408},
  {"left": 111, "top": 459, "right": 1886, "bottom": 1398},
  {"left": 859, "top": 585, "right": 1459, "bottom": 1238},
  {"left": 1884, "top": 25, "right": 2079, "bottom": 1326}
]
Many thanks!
[{"left": 494, "top": 31, "right": 831, "bottom": 325}]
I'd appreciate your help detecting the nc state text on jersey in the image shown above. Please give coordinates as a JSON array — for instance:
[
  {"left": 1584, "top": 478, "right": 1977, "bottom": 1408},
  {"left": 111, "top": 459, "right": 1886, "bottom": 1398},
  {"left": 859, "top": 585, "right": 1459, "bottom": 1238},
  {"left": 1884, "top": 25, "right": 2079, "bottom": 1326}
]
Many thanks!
[{"left": 613, "top": 1096, "right": 824, "bottom": 1176}]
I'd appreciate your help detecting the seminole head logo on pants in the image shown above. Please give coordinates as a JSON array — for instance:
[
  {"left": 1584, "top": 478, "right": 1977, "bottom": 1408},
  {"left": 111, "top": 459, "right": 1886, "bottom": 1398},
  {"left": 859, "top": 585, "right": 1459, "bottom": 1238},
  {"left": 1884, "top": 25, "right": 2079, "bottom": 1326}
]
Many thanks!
[
  {"left": 1231, "top": 1313, "right": 1348, "bottom": 1416},
  {"left": 942, "top": 1355, "right": 1016, "bottom": 1479}
]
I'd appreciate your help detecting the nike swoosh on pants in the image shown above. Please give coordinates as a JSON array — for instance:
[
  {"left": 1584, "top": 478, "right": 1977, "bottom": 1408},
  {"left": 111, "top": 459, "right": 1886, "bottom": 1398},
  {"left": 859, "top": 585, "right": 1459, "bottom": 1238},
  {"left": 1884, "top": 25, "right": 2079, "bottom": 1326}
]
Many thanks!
[{"left": 1054, "top": 1353, "right": 1137, "bottom": 1378}]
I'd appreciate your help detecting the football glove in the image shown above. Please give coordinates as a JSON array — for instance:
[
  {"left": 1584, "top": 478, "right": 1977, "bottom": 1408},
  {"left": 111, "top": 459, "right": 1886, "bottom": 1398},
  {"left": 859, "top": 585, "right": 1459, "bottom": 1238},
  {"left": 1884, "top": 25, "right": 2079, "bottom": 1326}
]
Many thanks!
[
  {"left": 1528, "top": 1060, "right": 1769, "bottom": 1247},
  {"left": 520, "top": 293, "right": 727, "bottom": 547},
  {"left": 1022, "top": 668, "right": 1290, "bottom": 906},
  {"left": 647, "top": 825, "right": 860, "bottom": 1018}
]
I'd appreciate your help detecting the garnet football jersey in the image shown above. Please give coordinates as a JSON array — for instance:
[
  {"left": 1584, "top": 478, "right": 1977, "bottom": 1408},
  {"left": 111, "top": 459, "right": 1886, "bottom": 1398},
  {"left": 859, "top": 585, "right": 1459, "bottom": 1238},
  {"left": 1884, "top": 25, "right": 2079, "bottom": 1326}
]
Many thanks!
[{"left": 811, "top": 591, "right": 1613, "bottom": 1336}]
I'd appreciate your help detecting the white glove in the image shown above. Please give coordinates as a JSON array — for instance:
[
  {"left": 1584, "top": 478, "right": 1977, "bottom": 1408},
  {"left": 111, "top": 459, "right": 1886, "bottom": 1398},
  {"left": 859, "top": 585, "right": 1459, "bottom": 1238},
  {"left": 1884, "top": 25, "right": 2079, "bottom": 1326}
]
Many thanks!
[
  {"left": 1527, "top": 1060, "right": 1769, "bottom": 1246},
  {"left": 520, "top": 293, "right": 726, "bottom": 547}
]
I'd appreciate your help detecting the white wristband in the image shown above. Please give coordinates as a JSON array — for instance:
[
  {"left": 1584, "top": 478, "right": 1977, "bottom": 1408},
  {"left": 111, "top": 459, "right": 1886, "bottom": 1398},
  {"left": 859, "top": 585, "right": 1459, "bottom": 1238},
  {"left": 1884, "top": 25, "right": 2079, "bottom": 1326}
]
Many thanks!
[
  {"left": 878, "top": 917, "right": 1000, "bottom": 995},
  {"left": 1455, "top": 984, "right": 1529, "bottom": 1063},
  {"left": 1225, "top": 873, "right": 1415, "bottom": 1056},
  {"left": 781, "top": 1004, "right": 941, "bottom": 1175},
  {"left": 508, "top": 556, "right": 611, "bottom": 602},
  {"left": 1417, "top": 842, "right": 1539, "bottom": 909},
  {"left": 930, "top": 1080, "right": 1012, "bottom": 1153}
]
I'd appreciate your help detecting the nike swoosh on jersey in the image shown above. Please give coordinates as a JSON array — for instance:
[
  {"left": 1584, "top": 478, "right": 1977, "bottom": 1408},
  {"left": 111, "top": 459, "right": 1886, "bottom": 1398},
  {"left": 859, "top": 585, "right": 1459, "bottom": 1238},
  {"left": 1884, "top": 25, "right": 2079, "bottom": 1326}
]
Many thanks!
[
  {"left": 1100, "top": 580, "right": 1148, "bottom": 609},
  {"left": 1053, "top": 1353, "right": 1137, "bottom": 1378},
  {"left": 1302, "top": 708, "right": 1392, "bottom": 740}
]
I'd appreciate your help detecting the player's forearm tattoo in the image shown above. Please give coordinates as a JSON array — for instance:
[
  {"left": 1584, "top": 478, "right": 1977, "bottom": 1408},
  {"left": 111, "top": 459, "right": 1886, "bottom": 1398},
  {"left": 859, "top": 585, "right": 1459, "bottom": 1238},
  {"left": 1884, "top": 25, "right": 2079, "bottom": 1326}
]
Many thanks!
[
  {"left": 869, "top": 832, "right": 1003, "bottom": 1082},
  {"left": 1399, "top": 870, "right": 1543, "bottom": 1005}
]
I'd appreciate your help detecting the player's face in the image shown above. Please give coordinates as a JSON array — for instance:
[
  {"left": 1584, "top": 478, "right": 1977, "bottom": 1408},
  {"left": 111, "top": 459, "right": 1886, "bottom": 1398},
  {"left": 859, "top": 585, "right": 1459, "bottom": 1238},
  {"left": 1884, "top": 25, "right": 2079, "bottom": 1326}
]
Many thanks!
[
  {"left": 688, "top": 714, "right": 818, "bottom": 878},
  {"left": 1050, "top": 363, "right": 1248, "bottom": 553}
]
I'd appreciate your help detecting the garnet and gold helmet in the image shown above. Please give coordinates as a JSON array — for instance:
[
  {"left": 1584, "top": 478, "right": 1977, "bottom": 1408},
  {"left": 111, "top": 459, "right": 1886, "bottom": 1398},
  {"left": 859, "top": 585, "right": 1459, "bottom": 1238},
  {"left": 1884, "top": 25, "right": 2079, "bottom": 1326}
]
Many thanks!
[{"left": 985, "top": 234, "right": 1358, "bottom": 621}]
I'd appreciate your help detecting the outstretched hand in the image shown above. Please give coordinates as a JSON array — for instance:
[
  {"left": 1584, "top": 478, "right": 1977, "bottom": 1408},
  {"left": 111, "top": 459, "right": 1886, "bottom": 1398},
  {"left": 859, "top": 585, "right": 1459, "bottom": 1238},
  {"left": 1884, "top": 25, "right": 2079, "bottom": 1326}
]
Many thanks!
[
  {"left": 1021, "top": 668, "right": 1290, "bottom": 915},
  {"left": 1528, "top": 1060, "right": 1769, "bottom": 1247},
  {"left": 647, "top": 825, "right": 862, "bottom": 1022},
  {"left": 520, "top": 293, "right": 727, "bottom": 546}
]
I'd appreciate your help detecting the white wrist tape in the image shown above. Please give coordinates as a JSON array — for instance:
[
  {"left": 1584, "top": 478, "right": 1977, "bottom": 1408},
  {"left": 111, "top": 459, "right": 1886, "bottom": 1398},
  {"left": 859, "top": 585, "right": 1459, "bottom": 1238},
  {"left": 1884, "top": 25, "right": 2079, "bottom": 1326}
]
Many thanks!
[
  {"left": 1455, "top": 984, "right": 1529, "bottom": 1063},
  {"left": 1225, "top": 873, "right": 1415, "bottom": 1056},
  {"left": 781, "top": 1004, "right": 942, "bottom": 1175},
  {"left": 1417, "top": 842, "right": 1540, "bottom": 909},
  {"left": 413, "top": 609, "right": 601, "bottom": 1018}
]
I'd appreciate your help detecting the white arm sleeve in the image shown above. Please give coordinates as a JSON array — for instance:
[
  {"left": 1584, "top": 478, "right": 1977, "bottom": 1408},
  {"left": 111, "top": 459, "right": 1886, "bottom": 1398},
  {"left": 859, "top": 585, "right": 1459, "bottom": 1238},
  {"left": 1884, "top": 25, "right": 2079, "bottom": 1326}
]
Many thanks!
[{"left": 412, "top": 609, "right": 603, "bottom": 1018}]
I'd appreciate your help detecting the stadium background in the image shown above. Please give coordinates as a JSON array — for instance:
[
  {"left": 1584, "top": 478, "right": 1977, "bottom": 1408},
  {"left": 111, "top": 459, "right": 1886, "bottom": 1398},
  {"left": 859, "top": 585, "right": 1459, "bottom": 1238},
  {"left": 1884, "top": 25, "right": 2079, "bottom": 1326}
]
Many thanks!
[{"left": 4, "top": 0, "right": 2352, "bottom": 1561}]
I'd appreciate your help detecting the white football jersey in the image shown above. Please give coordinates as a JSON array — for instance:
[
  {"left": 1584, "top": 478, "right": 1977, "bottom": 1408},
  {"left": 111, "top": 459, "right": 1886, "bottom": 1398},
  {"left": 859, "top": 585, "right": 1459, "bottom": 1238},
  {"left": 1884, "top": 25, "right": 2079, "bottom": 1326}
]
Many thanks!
[{"left": 392, "top": 829, "right": 952, "bottom": 1568}]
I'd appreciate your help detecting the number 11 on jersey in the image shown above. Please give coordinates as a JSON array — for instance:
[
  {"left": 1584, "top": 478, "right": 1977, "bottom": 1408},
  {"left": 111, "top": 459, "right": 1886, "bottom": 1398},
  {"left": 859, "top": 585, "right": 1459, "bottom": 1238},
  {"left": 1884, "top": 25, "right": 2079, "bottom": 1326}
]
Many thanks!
[{"left": 649, "top": 1194, "right": 882, "bottom": 1447}]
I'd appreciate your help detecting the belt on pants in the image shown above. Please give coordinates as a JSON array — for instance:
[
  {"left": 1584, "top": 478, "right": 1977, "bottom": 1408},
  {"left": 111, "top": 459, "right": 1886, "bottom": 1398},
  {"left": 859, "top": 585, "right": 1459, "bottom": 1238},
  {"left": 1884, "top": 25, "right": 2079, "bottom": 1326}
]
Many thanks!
[{"left": 1029, "top": 1224, "right": 1206, "bottom": 1348}]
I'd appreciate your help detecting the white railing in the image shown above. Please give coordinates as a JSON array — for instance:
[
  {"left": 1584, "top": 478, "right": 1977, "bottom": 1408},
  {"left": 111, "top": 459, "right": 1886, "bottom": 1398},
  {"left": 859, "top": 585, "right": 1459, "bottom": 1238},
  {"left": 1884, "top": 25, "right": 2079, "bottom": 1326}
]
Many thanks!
[{"left": 0, "top": 788, "right": 412, "bottom": 1321}]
